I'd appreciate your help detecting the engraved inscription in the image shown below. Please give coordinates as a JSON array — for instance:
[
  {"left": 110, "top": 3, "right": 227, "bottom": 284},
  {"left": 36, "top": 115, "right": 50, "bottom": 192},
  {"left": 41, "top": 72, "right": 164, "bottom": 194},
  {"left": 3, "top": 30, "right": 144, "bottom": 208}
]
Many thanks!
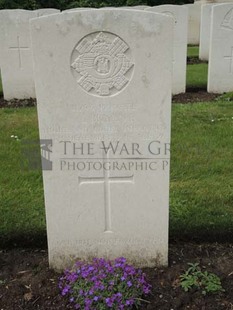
[
  {"left": 9, "top": 36, "right": 29, "bottom": 68},
  {"left": 78, "top": 151, "right": 134, "bottom": 233},
  {"left": 221, "top": 8, "right": 233, "bottom": 30},
  {"left": 71, "top": 32, "right": 134, "bottom": 96},
  {"left": 224, "top": 47, "right": 233, "bottom": 73}
]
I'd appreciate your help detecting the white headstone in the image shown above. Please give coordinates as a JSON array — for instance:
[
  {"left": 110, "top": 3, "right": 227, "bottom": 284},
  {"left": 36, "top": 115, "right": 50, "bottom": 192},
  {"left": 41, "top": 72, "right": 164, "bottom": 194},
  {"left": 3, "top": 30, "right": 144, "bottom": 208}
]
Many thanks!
[
  {"left": 118, "top": 6, "right": 148, "bottom": 10},
  {"left": 36, "top": 8, "right": 60, "bottom": 17},
  {"left": 199, "top": 4, "right": 213, "bottom": 60},
  {"left": 208, "top": 3, "right": 233, "bottom": 92},
  {"left": 0, "top": 9, "right": 59, "bottom": 100},
  {"left": 146, "top": 5, "right": 188, "bottom": 94},
  {"left": 196, "top": 0, "right": 233, "bottom": 3},
  {"left": 184, "top": 3, "right": 201, "bottom": 45},
  {"left": 132, "top": 6, "right": 149, "bottom": 10},
  {"left": 30, "top": 9, "right": 173, "bottom": 270},
  {"left": 63, "top": 8, "right": 95, "bottom": 12},
  {"left": 0, "top": 10, "right": 37, "bottom": 100}
]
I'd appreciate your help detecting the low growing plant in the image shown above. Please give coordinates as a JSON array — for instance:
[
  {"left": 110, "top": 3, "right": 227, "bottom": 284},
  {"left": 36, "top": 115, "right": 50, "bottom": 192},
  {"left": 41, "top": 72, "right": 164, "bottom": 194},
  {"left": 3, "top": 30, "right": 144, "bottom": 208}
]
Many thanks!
[
  {"left": 59, "top": 257, "right": 151, "bottom": 309},
  {"left": 180, "top": 263, "right": 224, "bottom": 295},
  {"left": 216, "top": 91, "right": 233, "bottom": 101}
]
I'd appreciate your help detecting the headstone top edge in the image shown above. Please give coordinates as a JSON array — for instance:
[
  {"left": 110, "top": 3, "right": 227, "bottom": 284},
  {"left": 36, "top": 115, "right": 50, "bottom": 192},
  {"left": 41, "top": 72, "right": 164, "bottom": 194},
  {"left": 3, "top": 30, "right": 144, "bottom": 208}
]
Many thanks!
[
  {"left": 212, "top": 3, "right": 233, "bottom": 8},
  {"left": 145, "top": 5, "right": 188, "bottom": 12},
  {"left": 30, "top": 8, "right": 174, "bottom": 24}
]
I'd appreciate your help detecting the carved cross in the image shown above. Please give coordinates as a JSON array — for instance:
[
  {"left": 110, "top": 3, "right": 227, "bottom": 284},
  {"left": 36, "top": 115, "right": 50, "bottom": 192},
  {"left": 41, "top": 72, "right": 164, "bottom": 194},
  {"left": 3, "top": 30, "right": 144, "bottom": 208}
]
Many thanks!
[
  {"left": 9, "top": 36, "right": 29, "bottom": 68},
  {"left": 78, "top": 151, "right": 134, "bottom": 233}
]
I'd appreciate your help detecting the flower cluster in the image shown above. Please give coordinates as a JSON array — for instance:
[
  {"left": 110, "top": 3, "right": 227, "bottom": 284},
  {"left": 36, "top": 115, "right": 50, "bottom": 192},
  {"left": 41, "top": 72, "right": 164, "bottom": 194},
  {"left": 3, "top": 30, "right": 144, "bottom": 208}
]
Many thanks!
[{"left": 59, "top": 257, "right": 151, "bottom": 309}]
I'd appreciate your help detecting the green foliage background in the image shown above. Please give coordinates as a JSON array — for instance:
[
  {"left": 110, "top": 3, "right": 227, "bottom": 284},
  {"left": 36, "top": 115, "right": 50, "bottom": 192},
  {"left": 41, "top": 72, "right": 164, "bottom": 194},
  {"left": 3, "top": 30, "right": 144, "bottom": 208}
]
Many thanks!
[{"left": 0, "top": 0, "right": 193, "bottom": 10}]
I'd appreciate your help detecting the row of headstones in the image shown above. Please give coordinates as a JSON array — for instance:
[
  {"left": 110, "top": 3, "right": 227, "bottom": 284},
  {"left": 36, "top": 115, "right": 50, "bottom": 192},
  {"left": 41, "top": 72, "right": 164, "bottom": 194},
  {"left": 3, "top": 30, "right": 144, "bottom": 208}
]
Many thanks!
[
  {"left": 1, "top": 4, "right": 232, "bottom": 99},
  {"left": 0, "top": 5, "right": 188, "bottom": 99},
  {"left": 184, "top": 0, "right": 233, "bottom": 45},
  {"left": 183, "top": 1, "right": 233, "bottom": 93}
]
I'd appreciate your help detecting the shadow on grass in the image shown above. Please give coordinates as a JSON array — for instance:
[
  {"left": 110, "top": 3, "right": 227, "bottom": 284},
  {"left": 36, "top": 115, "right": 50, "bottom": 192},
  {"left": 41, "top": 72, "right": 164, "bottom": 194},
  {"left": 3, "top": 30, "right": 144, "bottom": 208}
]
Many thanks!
[
  {"left": 186, "top": 86, "right": 207, "bottom": 92},
  {"left": 1, "top": 230, "right": 233, "bottom": 250},
  {"left": 0, "top": 232, "right": 48, "bottom": 249}
]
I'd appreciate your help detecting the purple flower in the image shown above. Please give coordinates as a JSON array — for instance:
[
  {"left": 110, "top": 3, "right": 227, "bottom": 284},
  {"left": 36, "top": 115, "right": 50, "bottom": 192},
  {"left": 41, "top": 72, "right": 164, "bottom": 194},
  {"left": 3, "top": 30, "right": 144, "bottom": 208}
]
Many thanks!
[
  {"left": 143, "top": 284, "right": 152, "bottom": 294},
  {"left": 61, "top": 285, "right": 70, "bottom": 296},
  {"left": 85, "top": 298, "right": 92, "bottom": 307},
  {"left": 127, "top": 281, "right": 132, "bottom": 287},
  {"left": 59, "top": 257, "right": 151, "bottom": 309},
  {"left": 125, "top": 298, "right": 134, "bottom": 306},
  {"left": 105, "top": 297, "right": 114, "bottom": 307}
]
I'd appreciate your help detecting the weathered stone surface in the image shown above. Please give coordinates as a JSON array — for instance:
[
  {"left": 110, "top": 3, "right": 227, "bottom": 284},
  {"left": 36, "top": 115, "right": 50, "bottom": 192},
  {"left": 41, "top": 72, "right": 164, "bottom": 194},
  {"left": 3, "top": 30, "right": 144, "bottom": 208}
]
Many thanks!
[
  {"left": 199, "top": 4, "right": 213, "bottom": 60},
  {"left": 208, "top": 3, "right": 233, "bottom": 92},
  {"left": 184, "top": 3, "right": 201, "bottom": 45},
  {"left": 0, "top": 9, "right": 59, "bottom": 100},
  {"left": 146, "top": 5, "right": 188, "bottom": 94},
  {"left": 30, "top": 9, "right": 172, "bottom": 270}
]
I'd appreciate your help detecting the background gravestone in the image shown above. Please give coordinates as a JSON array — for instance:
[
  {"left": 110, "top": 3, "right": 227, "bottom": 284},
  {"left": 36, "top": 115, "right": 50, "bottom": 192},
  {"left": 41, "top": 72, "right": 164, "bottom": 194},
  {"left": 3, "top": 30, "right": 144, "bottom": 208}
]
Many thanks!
[
  {"left": 0, "top": 10, "right": 37, "bottom": 100},
  {"left": 208, "top": 3, "right": 233, "bottom": 92},
  {"left": 63, "top": 8, "right": 95, "bottom": 12},
  {"left": 199, "top": 4, "right": 214, "bottom": 61},
  {"left": 31, "top": 9, "right": 173, "bottom": 270},
  {"left": 36, "top": 8, "right": 60, "bottom": 17},
  {"left": 0, "top": 9, "right": 59, "bottom": 100},
  {"left": 132, "top": 6, "right": 149, "bottom": 10},
  {"left": 146, "top": 5, "right": 188, "bottom": 95},
  {"left": 118, "top": 6, "right": 149, "bottom": 10},
  {"left": 184, "top": 3, "right": 202, "bottom": 45}
]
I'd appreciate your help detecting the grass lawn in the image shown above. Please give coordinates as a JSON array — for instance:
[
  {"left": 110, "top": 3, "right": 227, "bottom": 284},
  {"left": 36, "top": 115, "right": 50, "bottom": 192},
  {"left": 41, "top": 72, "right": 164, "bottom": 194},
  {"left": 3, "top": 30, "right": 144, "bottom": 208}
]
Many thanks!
[
  {"left": 186, "top": 63, "right": 208, "bottom": 90},
  {"left": 187, "top": 45, "right": 199, "bottom": 58},
  {"left": 170, "top": 100, "right": 233, "bottom": 240},
  {"left": 186, "top": 46, "right": 208, "bottom": 90},
  {"left": 0, "top": 101, "right": 233, "bottom": 245},
  {"left": 0, "top": 108, "right": 46, "bottom": 246}
]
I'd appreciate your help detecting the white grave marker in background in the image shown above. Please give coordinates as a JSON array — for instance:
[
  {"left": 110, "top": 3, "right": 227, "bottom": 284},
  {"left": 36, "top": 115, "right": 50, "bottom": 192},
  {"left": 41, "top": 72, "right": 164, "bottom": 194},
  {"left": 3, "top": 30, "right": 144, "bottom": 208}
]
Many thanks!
[
  {"left": 30, "top": 9, "right": 173, "bottom": 270},
  {"left": 146, "top": 5, "right": 188, "bottom": 94},
  {"left": 0, "top": 9, "right": 59, "bottom": 100},
  {"left": 208, "top": 4, "right": 233, "bottom": 93},
  {"left": 36, "top": 8, "right": 59, "bottom": 17},
  {"left": 184, "top": 3, "right": 201, "bottom": 45},
  {"left": 199, "top": 4, "right": 213, "bottom": 61}
]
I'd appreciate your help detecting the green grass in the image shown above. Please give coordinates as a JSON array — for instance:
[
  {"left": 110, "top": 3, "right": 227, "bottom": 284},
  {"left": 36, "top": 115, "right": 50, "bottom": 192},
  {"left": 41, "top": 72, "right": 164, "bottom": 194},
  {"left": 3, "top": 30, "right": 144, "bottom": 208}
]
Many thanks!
[
  {"left": 0, "top": 101, "right": 233, "bottom": 246},
  {"left": 170, "top": 100, "right": 233, "bottom": 240},
  {"left": 187, "top": 45, "right": 199, "bottom": 58},
  {"left": 186, "top": 46, "right": 208, "bottom": 90},
  {"left": 0, "top": 108, "right": 46, "bottom": 246},
  {"left": 186, "top": 63, "right": 208, "bottom": 90}
]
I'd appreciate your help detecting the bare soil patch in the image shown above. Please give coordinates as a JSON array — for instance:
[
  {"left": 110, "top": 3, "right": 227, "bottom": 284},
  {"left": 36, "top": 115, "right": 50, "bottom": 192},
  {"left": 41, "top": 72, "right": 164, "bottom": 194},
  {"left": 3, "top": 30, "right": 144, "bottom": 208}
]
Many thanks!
[
  {"left": 0, "top": 243, "right": 232, "bottom": 309},
  {"left": 173, "top": 88, "right": 220, "bottom": 104}
]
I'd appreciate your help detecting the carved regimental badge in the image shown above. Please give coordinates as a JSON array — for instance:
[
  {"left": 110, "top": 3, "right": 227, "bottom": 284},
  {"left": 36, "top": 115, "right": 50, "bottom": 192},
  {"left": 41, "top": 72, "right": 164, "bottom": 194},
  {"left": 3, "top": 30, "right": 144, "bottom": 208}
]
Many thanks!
[
  {"left": 71, "top": 32, "right": 134, "bottom": 96},
  {"left": 221, "top": 8, "right": 233, "bottom": 30}
]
